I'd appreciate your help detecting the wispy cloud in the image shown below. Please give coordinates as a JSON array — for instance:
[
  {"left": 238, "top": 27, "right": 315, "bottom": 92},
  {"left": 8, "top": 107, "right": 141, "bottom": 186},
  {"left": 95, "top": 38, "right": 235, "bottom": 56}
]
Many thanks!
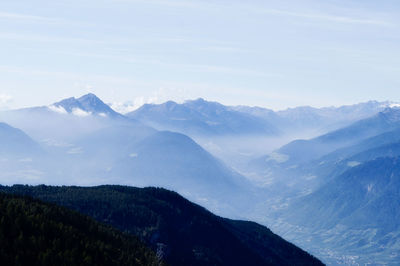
[
  {"left": 257, "top": 8, "right": 391, "bottom": 26},
  {"left": 154, "top": 61, "right": 282, "bottom": 78},
  {"left": 0, "top": 11, "right": 72, "bottom": 26},
  {"left": 0, "top": 11, "right": 93, "bottom": 27},
  {"left": 0, "top": 11, "right": 54, "bottom": 22},
  {"left": 110, "top": 0, "right": 200, "bottom": 8},
  {"left": 0, "top": 32, "right": 107, "bottom": 44}
]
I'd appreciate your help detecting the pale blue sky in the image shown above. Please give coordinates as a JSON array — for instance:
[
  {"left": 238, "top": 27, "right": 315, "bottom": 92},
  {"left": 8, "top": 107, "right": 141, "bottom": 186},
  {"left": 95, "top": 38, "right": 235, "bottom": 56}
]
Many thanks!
[{"left": 0, "top": 0, "right": 399, "bottom": 112}]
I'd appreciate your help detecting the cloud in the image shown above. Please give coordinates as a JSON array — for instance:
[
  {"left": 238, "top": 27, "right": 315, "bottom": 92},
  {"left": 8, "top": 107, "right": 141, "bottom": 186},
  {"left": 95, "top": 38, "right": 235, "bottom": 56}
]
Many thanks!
[
  {"left": 256, "top": 8, "right": 391, "bottom": 26},
  {"left": 0, "top": 11, "right": 91, "bottom": 27},
  {"left": 110, "top": 0, "right": 200, "bottom": 8},
  {"left": 0, "top": 93, "right": 12, "bottom": 104},
  {"left": 111, "top": 88, "right": 182, "bottom": 113},
  {"left": 72, "top": 108, "right": 91, "bottom": 117},
  {"left": 67, "top": 147, "right": 84, "bottom": 154},
  {"left": 19, "top": 158, "right": 33, "bottom": 163},
  {"left": 111, "top": 97, "right": 155, "bottom": 113},
  {"left": 0, "top": 11, "right": 55, "bottom": 22},
  {"left": 0, "top": 93, "right": 13, "bottom": 110},
  {"left": 48, "top": 105, "right": 68, "bottom": 114}
]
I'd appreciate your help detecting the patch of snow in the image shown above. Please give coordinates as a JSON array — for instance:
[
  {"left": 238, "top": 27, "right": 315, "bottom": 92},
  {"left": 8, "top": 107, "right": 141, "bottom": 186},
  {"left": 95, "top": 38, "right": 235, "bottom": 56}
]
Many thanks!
[
  {"left": 304, "top": 175, "right": 317, "bottom": 180},
  {"left": 41, "top": 139, "right": 73, "bottom": 147},
  {"left": 266, "top": 152, "right": 289, "bottom": 163},
  {"left": 347, "top": 161, "right": 361, "bottom": 167}
]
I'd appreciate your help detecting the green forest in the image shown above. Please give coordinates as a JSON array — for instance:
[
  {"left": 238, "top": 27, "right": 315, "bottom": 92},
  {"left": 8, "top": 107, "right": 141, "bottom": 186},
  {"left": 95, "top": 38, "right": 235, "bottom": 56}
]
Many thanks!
[
  {"left": 0, "top": 192, "right": 160, "bottom": 266},
  {"left": 0, "top": 185, "right": 323, "bottom": 266}
]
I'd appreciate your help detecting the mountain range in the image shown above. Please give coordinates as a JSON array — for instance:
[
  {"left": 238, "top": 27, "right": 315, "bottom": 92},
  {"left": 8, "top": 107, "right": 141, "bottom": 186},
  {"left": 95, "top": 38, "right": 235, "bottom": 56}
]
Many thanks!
[
  {"left": 246, "top": 107, "right": 400, "bottom": 264},
  {"left": 2, "top": 93, "right": 400, "bottom": 265},
  {"left": 0, "top": 94, "right": 260, "bottom": 218}
]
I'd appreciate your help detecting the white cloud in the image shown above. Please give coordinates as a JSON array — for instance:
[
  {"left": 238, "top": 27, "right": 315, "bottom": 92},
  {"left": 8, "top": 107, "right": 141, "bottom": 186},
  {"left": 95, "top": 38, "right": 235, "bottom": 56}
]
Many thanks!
[
  {"left": 48, "top": 105, "right": 67, "bottom": 114},
  {"left": 111, "top": 92, "right": 168, "bottom": 114},
  {"left": 72, "top": 108, "right": 91, "bottom": 117},
  {"left": 0, "top": 93, "right": 13, "bottom": 110},
  {"left": 0, "top": 93, "right": 12, "bottom": 104},
  {"left": 257, "top": 8, "right": 391, "bottom": 26}
]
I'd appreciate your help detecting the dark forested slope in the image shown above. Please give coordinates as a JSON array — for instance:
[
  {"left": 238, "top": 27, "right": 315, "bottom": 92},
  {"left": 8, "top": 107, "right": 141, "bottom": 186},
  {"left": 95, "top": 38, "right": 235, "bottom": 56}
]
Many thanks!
[
  {"left": 0, "top": 193, "right": 160, "bottom": 266},
  {"left": 1, "top": 185, "right": 323, "bottom": 266}
]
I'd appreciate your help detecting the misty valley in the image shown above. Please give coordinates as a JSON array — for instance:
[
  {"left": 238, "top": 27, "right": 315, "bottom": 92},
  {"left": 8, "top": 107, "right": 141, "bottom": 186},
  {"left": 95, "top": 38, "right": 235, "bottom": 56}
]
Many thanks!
[{"left": 1, "top": 93, "right": 400, "bottom": 265}]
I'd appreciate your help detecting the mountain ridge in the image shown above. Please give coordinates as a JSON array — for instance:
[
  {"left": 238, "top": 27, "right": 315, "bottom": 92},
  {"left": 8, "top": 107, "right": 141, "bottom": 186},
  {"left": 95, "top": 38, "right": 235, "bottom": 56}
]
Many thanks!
[{"left": 0, "top": 184, "right": 324, "bottom": 266}]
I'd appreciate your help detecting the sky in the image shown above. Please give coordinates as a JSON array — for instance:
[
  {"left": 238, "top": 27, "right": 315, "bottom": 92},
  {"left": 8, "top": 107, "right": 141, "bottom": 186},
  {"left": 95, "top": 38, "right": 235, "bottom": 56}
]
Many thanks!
[{"left": 0, "top": 0, "right": 399, "bottom": 112}]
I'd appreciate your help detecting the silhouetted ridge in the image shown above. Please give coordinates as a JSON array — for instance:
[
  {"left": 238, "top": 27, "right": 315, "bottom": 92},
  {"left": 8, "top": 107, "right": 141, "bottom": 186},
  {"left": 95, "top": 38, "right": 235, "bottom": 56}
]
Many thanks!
[
  {"left": 0, "top": 185, "right": 324, "bottom": 266},
  {"left": 0, "top": 192, "right": 160, "bottom": 266}
]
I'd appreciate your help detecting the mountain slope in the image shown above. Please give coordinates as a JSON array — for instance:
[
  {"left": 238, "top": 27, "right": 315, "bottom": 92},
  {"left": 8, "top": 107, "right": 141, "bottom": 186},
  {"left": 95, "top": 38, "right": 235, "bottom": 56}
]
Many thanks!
[
  {"left": 127, "top": 98, "right": 280, "bottom": 137},
  {"left": 274, "top": 100, "right": 392, "bottom": 134},
  {"left": 0, "top": 122, "right": 42, "bottom": 156},
  {"left": 0, "top": 93, "right": 133, "bottom": 141},
  {"left": 74, "top": 128, "right": 258, "bottom": 217},
  {"left": 0, "top": 192, "right": 159, "bottom": 266},
  {"left": 278, "top": 157, "right": 400, "bottom": 265},
  {"left": 0, "top": 185, "right": 323, "bottom": 266},
  {"left": 250, "top": 107, "right": 400, "bottom": 182},
  {"left": 278, "top": 108, "right": 400, "bottom": 164},
  {"left": 128, "top": 99, "right": 392, "bottom": 139}
]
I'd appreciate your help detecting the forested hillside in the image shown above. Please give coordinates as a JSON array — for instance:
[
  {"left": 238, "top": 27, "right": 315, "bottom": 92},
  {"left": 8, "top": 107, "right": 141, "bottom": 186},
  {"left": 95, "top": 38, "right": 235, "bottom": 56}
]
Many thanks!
[
  {"left": 0, "top": 192, "right": 160, "bottom": 266},
  {"left": 1, "top": 185, "right": 323, "bottom": 266}
]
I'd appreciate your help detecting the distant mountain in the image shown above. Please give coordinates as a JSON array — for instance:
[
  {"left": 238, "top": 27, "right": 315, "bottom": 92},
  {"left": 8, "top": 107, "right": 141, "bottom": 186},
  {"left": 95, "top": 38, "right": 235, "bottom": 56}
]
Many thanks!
[
  {"left": 0, "top": 122, "right": 42, "bottom": 156},
  {"left": 0, "top": 94, "right": 258, "bottom": 217},
  {"left": 292, "top": 127, "right": 400, "bottom": 186},
  {"left": 127, "top": 98, "right": 280, "bottom": 137},
  {"left": 0, "top": 94, "right": 135, "bottom": 141},
  {"left": 279, "top": 157, "right": 400, "bottom": 265},
  {"left": 73, "top": 127, "right": 258, "bottom": 217},
  {"left": 0, "top": 192, "right": 159, "bottom": 266},
  {"left": 0, "top": 185, "right": 323, "bottom": 266},
  {"left": 53, "top": 93, "right": 123, "bottom": 118},
  {"left": 256, "top": 107, "right": 400, "bottom": 168},
  {"left": 274, "top": 100, "right": 393, "bottom": 134}
]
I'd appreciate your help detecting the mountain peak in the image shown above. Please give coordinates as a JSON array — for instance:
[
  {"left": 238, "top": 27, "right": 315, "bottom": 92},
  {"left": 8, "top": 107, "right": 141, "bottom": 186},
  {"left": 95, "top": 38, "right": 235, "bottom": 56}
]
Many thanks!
[
  {"left": 52, "top": 93, "right": 122, "bottom": 118},
  {"left": 78, "top": 93, "right": 101, "bottom": 102}
]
